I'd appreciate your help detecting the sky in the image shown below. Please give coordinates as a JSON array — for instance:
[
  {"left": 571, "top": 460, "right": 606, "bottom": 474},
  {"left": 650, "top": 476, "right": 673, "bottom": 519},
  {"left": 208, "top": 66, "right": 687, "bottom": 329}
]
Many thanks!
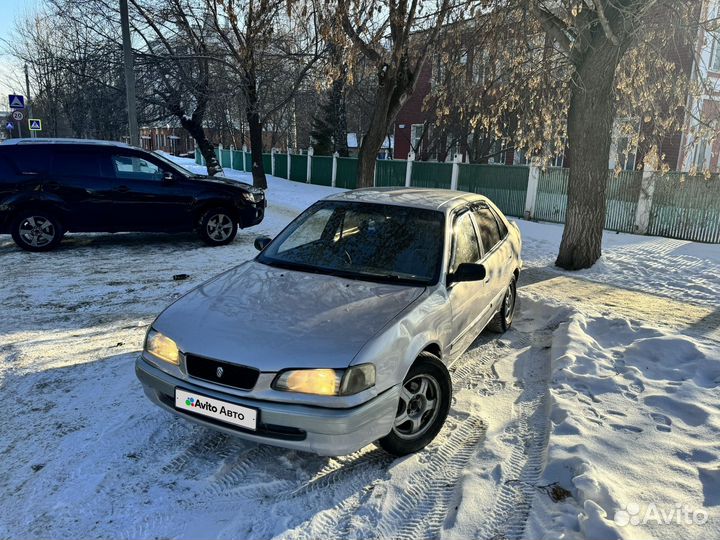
[{"left": 0, "top": 0, "right": 41, "bottom": 106}]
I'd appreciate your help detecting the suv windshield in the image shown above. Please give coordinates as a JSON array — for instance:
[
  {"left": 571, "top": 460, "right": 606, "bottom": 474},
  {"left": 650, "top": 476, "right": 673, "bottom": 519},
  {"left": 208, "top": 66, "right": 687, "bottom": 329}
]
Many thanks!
[
  {"left": 150, "top": 151, "right": 197, "bottom": 177},
  {"left": 258, "top": 201, "right": 445, "bottom": 285}
]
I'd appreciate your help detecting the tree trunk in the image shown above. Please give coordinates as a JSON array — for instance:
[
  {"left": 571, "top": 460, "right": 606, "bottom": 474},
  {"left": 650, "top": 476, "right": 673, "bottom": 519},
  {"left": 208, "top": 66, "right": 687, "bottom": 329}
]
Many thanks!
[
  {"left": 245, "top": 74, "right": 267, "bottom": 190},
  {"left": 556, "top": 47, "right": 620, "bottom": 270},
  {"left": 179, "top": 114, "right": 222, "bottom": 176},
  {"left": 356, "top": 63, "right": 414, "bottom": 188}
]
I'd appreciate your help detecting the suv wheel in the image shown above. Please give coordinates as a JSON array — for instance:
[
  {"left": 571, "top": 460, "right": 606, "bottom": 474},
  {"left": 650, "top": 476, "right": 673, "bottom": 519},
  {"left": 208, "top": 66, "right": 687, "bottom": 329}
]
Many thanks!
[
  {"left": 377, "top": 352, "right": 451, "bottom": 456},
  {"left": 198, "top": 207, "right": 238, "bottom": 246},
  {"left": 11, "top": 211, "right": 63, "bottom": 252}
]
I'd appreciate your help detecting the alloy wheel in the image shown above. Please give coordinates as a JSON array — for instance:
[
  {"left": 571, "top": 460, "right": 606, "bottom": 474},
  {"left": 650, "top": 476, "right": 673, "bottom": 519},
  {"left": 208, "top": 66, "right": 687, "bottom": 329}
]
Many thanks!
[
  {"left": 206, "top": 213, "right": 233, "bottom": 242},
  {"left": 18, "top": 216, "right": 56, "bottom": 248},
  {"left": 393, "top": 374, "right": 442, "bottom": 440}
]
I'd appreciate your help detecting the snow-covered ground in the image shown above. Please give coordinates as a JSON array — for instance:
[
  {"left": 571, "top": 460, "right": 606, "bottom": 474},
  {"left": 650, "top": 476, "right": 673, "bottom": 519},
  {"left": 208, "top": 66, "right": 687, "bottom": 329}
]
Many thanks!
[{"left": 0, "top": 157, "right": 718, "bottom": 539}]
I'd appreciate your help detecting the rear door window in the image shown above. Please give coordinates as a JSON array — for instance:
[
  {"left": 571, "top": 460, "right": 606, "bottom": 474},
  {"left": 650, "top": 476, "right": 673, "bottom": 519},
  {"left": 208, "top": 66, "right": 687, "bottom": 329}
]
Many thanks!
[{"left": 52, "top": 150, "right": 107, "bottom": 178}]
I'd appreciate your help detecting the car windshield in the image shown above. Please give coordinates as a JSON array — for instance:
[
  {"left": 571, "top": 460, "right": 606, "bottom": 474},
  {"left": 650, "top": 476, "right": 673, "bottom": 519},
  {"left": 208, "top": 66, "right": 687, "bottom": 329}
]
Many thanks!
[
  {"left": 150, "top": 151, "right": 198, "bottom": 177},
  {"left": 258, "top": 201, "right": 445, "bottom": 285}
]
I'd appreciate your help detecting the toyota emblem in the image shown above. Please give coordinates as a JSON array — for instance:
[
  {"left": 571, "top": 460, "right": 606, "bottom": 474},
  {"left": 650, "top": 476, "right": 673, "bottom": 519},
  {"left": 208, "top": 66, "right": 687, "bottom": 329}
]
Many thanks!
[{"left": 216, "top": 366, "right": 224, "bottom": 378}]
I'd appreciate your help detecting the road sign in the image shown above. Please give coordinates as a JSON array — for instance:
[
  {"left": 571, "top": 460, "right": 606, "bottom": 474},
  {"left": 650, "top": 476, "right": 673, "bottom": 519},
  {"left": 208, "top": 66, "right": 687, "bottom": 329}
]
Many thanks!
[
  {"left": 8, "top": 94, "right": 25, "bottom": 109},
  {"left": 29, "top": 119, "right": 42, "bottom": 131},
  {"left": 6, "top": 122, "right": 14, "bottom": 131},
  {"left": 12, "top": 111, "right": 23, "bottom": 121}
]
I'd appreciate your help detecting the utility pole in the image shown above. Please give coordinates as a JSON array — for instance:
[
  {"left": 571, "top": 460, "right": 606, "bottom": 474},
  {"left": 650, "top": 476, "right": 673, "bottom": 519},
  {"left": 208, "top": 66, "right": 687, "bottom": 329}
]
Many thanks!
[
  {"left": 24, "top": 64, "right": 34, "bottom": 139},
  {"left": 120, "top": 0, "right": 139, "bottom": 146}
]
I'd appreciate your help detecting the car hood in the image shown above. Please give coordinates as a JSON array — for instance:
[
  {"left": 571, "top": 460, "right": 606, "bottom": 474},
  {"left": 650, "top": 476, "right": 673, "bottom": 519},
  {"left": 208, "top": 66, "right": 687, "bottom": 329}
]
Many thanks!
[
  {"left": 154, "top": 260, "right": 424, "bottom": 372},
  {"left": 190, "top": 174, "right": 254, "bottom": 191}
]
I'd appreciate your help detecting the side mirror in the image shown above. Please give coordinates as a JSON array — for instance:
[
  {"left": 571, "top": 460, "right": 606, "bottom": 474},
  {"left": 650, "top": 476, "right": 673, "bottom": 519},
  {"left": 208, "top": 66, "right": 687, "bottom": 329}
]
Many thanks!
[
  {"left": 448, "top": 263, "right": 486, "bottom": 285},
  {"left": 163, "top": 171, "right": 175, "bottom": 182},
  {"left": 254, "top": 236, "right": 272, "bottom": 251}
]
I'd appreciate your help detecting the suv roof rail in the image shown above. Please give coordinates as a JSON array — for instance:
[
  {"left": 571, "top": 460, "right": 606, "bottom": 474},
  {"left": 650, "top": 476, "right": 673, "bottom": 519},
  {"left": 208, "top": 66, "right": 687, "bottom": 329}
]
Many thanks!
[{"left": 1, "top": 138, "right": 133, "bottom": 148}]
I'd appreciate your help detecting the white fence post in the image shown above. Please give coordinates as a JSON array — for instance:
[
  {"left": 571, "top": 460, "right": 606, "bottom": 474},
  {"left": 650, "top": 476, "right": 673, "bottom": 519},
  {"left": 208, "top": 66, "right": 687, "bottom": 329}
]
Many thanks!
[
  {"left": 271, "top": 147, "right": 276, "bottom": 177},
  {"left": 524, "top": 160, "right": 541, "bottom": 220},
  {"left": 242, "top": 144, "right": 248, "bottom": 172},
  {"left": 229, "top": 145, "right": 234, "bottom": 169},
  {"left": 634, "top": 165, "right": 656, "bottom": 234},
  {"left": 287, "top": 148, "right": 292, "bottom": 178},
  {"left": 450, "top": 153, "right": 461, "bottom": 190},
  {"left": 332, "top": 151, "right": 339, "bottom": 188},
  {"left": 405, "top": 150, "right": 415, "bottom": 187},
  {"left": 307, "top": 146, "right": 313, "bottom": 183}
]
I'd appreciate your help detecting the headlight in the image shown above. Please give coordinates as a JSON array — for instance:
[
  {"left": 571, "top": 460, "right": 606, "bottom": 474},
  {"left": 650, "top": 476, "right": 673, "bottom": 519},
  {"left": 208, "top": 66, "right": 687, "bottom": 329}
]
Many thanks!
[
  {"left": 273, "top": 364, "right": 375, "bottom": 396},
  {"left": 145, "top": 328, "right": 180, "bottom": 365},
  {"left": 241, "top": 190, "right": 264, "bottom": 203}
]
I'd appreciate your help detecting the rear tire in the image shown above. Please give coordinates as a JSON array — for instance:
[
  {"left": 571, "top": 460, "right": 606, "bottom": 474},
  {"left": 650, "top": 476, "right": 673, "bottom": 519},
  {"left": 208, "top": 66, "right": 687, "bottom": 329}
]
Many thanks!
[
  {"left": 488, "top": 276, "right": 517, "bottom": 333},
  {"left": 198, "top": 207, "right": 238, "bottom": 246},
  {"left": 11, "top": 210, "right": 63, "bottom": 252},
  {"left": 377, "top": 353, "right": 451, "bottom": 456}
]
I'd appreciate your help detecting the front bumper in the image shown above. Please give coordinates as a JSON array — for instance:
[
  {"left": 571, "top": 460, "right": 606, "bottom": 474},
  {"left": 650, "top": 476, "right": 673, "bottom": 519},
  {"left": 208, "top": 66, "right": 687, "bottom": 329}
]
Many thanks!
[{"left": 135, "top": 356, "right": 398, "bottom": 456}]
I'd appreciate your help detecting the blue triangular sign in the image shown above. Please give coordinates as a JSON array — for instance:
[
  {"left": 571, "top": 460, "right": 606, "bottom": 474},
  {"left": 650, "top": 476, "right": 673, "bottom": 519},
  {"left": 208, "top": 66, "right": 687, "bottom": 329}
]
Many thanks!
[{"left": 9, "top": 95, "right": 24, "bottom": 109}]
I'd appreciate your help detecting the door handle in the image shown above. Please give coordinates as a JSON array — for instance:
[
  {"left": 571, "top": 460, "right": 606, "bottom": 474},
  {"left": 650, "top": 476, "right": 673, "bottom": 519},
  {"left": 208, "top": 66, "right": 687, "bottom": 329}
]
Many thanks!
[{"left": 114, "top": 185, "right": 130, "bottom": 193}]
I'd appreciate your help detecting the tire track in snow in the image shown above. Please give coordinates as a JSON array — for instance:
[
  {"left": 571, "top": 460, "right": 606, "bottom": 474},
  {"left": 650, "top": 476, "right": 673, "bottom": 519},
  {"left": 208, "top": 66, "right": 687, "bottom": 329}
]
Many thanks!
[
  {"left": 475, "top": 328, "right": 553, "bottom": 540},
  {"left": 280, "top": 332, "right": 511, "bottom": 540}
]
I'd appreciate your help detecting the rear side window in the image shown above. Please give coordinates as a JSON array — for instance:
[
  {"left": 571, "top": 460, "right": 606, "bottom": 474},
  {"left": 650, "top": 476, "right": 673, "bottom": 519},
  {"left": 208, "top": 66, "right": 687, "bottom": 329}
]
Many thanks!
[
  {"left": 0, "top": 155, "right": 17, "bottom": 180},
  {"left": 52, "top": 151, "right": 106, "bottom": 178},
  {"left": 474, "top": 206, "right": 503, "bottom": 253},
  {"left": 8, "top": 147, "right": 52, "bottom": 175}
]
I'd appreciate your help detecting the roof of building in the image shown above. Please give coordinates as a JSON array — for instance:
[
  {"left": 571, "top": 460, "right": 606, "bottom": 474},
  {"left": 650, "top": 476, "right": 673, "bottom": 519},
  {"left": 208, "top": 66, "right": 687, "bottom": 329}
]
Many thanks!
[{"left": 325, "top": 187, "right": 486, "bottom": 211}]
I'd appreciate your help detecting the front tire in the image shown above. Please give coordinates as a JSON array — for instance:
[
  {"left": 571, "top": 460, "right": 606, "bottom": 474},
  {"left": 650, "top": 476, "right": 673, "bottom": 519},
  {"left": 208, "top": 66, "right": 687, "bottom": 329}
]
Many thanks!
[
  {"left": 488, "top": 275, "right": 517, "bottom": 333},
  {"left": 377, "top": 353, "right": 451, "bottom": 456},
  {"left": 11, "top": 210, "right": 63, "bottom": 252},
  {"left": 198, "top": 207, "right": 238, "bottom": 246}
]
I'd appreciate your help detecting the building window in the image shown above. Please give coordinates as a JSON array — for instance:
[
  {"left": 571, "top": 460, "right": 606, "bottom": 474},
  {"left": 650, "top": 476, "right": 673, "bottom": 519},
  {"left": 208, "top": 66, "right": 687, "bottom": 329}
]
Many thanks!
[
  {"left": 616, "top": 136, "right": 637, "bottom": 170},
  {"left": 710, "top": 34, "right": 720, "bottom": 71},
  {"left": 411, "top": 124, "right": 424, "bottom": 153},
  {"left": 693, "top": 138, "right": 709, "bottom": 169}
]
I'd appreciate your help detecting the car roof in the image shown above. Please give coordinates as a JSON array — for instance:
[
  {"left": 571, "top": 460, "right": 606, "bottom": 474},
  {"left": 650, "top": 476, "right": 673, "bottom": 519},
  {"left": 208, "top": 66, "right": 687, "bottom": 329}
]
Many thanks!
[
  {"left": 324, "top": 187, "right": 490, "bottom": 212},
  {"left": 0, "top": 138, "right": 132, "bottom": 149}
]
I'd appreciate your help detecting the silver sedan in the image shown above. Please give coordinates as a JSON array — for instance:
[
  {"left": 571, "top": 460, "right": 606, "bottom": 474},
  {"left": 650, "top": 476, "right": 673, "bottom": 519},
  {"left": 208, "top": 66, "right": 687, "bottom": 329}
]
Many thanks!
[{"left": 136, "top": 188, "right": 522, "bottom": 456}]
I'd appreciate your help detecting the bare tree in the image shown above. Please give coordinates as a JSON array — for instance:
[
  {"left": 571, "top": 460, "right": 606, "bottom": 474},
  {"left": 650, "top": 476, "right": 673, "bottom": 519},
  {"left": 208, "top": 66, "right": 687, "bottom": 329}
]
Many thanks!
[
  {"left": 204, "top": 0, "right": 323, "bottom": 188},
  {"left": 334, "top": 0, "right": 472, "bottom": 186}
]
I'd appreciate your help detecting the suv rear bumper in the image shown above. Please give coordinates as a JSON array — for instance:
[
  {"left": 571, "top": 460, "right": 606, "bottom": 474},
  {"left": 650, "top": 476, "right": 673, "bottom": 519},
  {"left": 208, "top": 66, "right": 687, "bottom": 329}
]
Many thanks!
[{"left": 135, "top": 355, "right": 398, "bottom": 456}]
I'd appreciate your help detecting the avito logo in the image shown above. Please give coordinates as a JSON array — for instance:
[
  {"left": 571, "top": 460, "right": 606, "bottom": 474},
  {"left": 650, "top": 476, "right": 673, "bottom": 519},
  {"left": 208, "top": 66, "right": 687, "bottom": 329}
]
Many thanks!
[{"left": 184, "top": 396, "right": 218, "bottom": 413}]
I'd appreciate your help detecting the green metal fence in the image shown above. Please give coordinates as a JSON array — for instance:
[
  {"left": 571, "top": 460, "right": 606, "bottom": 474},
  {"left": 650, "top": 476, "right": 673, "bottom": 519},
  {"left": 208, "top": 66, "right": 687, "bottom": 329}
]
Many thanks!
[
  {"left": 310, "top": 156, "right": 333, "bottom": 186},
  {"left": 244, "top": 152, "right": 252, "bottom": 172},
  {"left": 232, "top": 150, "right": 243, "bottom": 170},
  {"left": 375, "top": 159, "right": 407, "bottom": 187},
  {"left": 648, "top": 172, "right": 720, "bottom": 243},
  {"left": 535, "top": 168, "right": 643, "bottom": 232},
  {"left": 336, "top": 157, "right": 358, "bottom": 189},
  {"left": 275, "top": 154, "right": 288, "bottom": 179},
  {"left": 458, "top": 164, "right": 529, "bottom": 218},
  {"left": 219, "top": 149, "right": 231, "bottom": 168},
  {"left": 410, "top": 161, "right": 453, "bottom": 189},
  {"left": 289, "top": 154, "right": 308, "bottom": 182},
  {"left": 262, "top": 153, "right": 272, "bottom": 175}
]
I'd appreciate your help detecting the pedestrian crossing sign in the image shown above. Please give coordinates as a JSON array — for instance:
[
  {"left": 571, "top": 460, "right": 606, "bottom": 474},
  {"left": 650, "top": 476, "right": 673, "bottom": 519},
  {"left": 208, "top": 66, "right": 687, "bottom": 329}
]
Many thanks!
[{"left": 29, "top": 119, "right": 42, "bottom": 131}]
